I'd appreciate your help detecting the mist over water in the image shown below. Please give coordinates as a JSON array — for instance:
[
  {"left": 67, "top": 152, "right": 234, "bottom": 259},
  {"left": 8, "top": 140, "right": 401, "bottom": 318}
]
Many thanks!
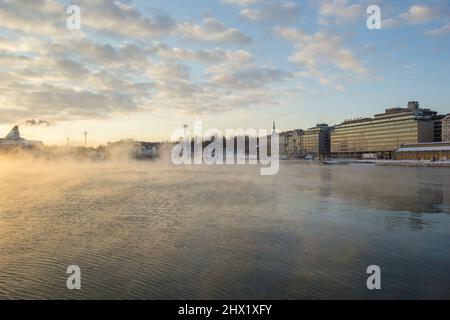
[{"left": 1, "top": 158, "right": 450, "bottom": 299}]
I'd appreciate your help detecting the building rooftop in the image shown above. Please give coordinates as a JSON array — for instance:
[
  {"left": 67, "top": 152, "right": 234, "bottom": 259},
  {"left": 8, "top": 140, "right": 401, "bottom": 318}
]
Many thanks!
[
  {"left": 337, "top": 101, "right": 438, "bottom": 127},
  {"left": 397, "top": 146, "right": 450, "bottom": 152},
  {"left": 397, "top": 141, "right": 450, "bottom": 152}
]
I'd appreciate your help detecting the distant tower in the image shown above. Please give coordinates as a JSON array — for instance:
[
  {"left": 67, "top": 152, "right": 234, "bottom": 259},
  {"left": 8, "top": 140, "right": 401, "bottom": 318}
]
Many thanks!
[
  {"left": 84, "top": 131, "right": 88, "bottom": 147},
  {"left": 272, "top": 118, "right": 276, "bottom": 134},
  {"left": 182, "top": 124, "right": 188, "bottom": 141}
]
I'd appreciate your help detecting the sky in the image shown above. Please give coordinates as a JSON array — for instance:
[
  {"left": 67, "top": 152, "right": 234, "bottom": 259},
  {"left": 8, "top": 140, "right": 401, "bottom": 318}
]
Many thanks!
[{"left": 1, "top": 0, "right": 450, "bottom": 145}]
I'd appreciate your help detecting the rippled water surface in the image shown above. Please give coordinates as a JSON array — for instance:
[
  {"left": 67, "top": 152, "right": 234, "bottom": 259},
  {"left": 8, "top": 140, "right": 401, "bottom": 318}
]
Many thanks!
[{"left": 1, "top": 159, "right": 450, "bottom": 299}]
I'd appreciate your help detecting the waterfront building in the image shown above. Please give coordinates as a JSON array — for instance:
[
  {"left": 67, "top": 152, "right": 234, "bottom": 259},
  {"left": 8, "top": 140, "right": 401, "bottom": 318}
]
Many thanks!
[
  {"left": 442, "top": 114, "right": 450, "bottom": 142},
  {"left": 279, "top": 124, "right": 332, "bottom": 158},
  {"left": 331, "top": 101, "right": 438, "bottom": 159},
  {"left": 279, "top": 131, "right": 291, "bottom": 156},
  {"left": 303, "top": 124, "right": 332, "bottom": 158},
  {"left": 286, "top": 129, "right": 304, "bottom": 157},
  {"left": 395, "top": 142, "right": 450, "bottom": 161}
]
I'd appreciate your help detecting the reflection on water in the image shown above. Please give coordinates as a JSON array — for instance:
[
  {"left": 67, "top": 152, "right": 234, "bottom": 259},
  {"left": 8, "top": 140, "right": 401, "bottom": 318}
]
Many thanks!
[{"left": 0, "top": 159, "right": 450, "bottom": 299}]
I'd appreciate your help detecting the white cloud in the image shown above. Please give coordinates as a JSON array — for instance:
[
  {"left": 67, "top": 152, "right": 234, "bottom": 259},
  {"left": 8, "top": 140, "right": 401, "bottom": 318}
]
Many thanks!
[
  {"left": 206, "top": 63, "right": 290, "bottom": 90},
  {"left": 178, "top": 18, "right": 252, "bottom": 45},
  {"left": 383, "top": 5, "right": 442, "bottom": 28},
  {"left": 319, "top": 0, "right": 364, "bottom": 24},
  {"left": 424, "top": 23, "right": 450, "bottom": 36},
  {"left": 76, "top": 0, "right": 176, "bottom": 38},
  {"left": 221, "top": 0, "right": 261, "bottom": 6},
  {"left": 0, "top": 0, "right": 292, "bottom": 122},
  {"left": 274, "top": 27, "right": 367, "bottom": 89},
  {"left": 399, "top": 5, "right": 440, "bottom": 24},
  {"left": 157, "top": 47, "right": 253, "bottom": 64},
  {"left": 274, "top": 27, "right": 366, "bottom": 75},
  {"left": 0, "top": 0, "right": 64, "bottom": 37},
  {"left": 0, "top": 0, "right": 177, "bottom": 39},
  {"left": 0, "top": 36, "right": 43, "bottom": 53},
  {"left": 239, "top": 1, "right": 300, "bottom": 23},
  {"left": 272, "top": 27, "right": 309, "bottom": 42}
]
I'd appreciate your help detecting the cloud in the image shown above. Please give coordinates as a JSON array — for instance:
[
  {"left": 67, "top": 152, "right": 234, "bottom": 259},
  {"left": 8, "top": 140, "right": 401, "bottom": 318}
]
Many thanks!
[
  {"left": 157, "top": 47, "right": 253, "bottom": 64},
  {"left": 75, "top": 0, "right": 176, "bottom": 39},
  {"left": 0, "top": 53, "right": 32, "bottom": 65},
  {"left": 206, "top": 63, "right": 291, "bottom": 90},
  {"left": 0, "top": 0, "right": 293, "bottom": 123},
  {"left": 0, "top": 0, "right": 176, "bottom": 39},
  {"left": 0, "top": 82, "right": 141, "bottom": 123},
  {"left": 239, "top": 1, "right": 300, "bottom": 23},
  {"left": 318, "top": 0, "right": 365, "bottom": 24},
  {"left": 44, "top": 37, "right": 154, "bottom": 72},
  {"left": 274, "top": 27, "right": 367, "bottom": 75},
  {"left": 399, "top": 5, "right": 440, "bottom": 24},
  {"left": 0, "top": 38, "right": 152, "bottom": 123},
  {"left": 221, "top": 0, "right": 261, "bottom": 6},
  {"left": 134, "top": 50, "right": 293, "bottom": 114},
  {"left": 1, "top": 30, "right": 280, "bottom": 123},
  {"left": 383, "top": 5, "right": 443, "bottom": 28},
  {"left": 272, "top": 27, "right": 309, "bottom": 42},
  {"left": 177, "top": 18, "right": 252, "bottom": 45},
  {"left": 0, "top": 36, "right": 42, "bottom": 52},
  {"left": 273, "top": 27, "right": 367, "bottom": 89},
  {"left": 424, "top": 23, "right": 450, "bottom": 36},
  {"left": 0, "top": 0, "right": 64, "bottom": 37}
]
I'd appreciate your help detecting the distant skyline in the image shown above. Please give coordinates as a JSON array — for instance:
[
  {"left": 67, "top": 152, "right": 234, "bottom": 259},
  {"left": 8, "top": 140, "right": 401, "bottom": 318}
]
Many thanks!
[{"left": 1, "top": 0, "right": 450, "bottom": 145}]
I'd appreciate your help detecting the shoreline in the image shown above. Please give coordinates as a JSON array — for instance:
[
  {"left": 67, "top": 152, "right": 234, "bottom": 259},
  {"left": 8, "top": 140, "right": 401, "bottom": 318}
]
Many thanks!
[{"left": 281, "top": 159, "right": 450, "bottom": 168}]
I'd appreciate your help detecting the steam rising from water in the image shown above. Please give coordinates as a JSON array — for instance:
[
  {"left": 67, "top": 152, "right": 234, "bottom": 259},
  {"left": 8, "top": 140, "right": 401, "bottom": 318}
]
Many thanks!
[{"left": 1, "top": 158, "right": 450, "bottom": 299}]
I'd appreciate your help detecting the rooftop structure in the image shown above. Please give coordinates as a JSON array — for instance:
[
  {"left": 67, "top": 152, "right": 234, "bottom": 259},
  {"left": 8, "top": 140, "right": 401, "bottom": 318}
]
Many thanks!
[{"left": 0, "top": 126, "right": 44, "bottom": 150}]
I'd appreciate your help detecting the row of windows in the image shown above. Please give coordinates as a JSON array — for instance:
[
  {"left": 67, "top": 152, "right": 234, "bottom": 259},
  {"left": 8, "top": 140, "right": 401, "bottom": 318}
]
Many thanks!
[
  {"left": 332, "top": 123, "right": 418, "bottom": 136},
  {"left": 333, "top": 144, "right": 413, "bottom": 152},
  {"left": 395, "top": 151, "right": 450, "bottom": 161},
  {"left": 332, "top": 120, "right": 419, "bottom": 136},
  {"left": 332, "top": 134, "right": 418, "bottom": 145},
  {"left": 332, "top": 130, "right": 419, "bottom": 143},
  {"left": 332, "top": 137, "right": 420, "bottom": 152},
  {"left": 335, "top": 114, "right": 417, "bottom": 130},
  {"left": 332, "top": 132, "right": 419, "bottom": 145},
  {"left": 332, "top": 134, "right": 420, "bottom": 145},
  {"left": 332, "top": 140, "right": 417, "bottom": 149}
]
